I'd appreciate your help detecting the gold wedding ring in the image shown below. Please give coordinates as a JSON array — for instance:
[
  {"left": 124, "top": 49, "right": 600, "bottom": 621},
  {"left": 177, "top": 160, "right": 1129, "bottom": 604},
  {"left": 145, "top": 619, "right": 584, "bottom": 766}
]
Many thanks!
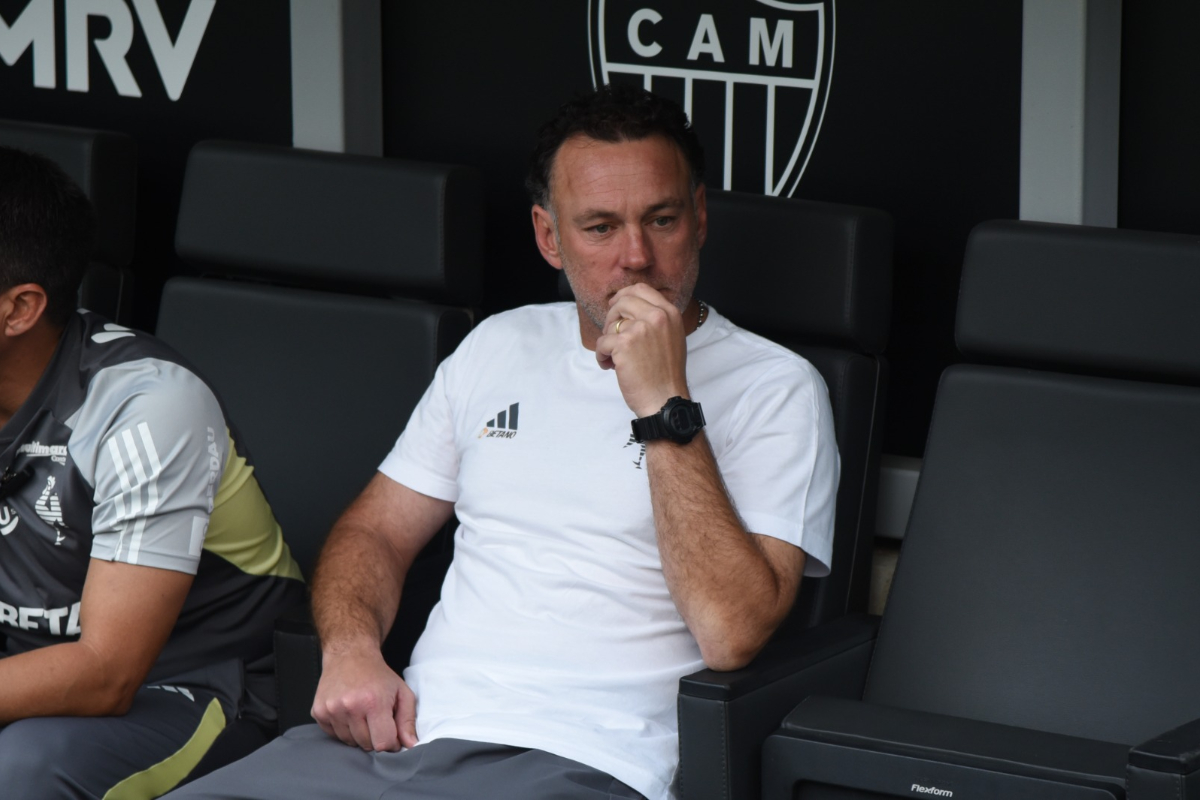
[{"left": 614, "top": 318, "right": 624, "bottom": 335}]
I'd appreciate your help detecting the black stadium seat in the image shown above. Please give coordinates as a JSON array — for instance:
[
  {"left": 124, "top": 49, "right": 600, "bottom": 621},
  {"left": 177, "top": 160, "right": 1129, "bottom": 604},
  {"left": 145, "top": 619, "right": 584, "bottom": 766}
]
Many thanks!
[
  {"left": 154, "top": 140, "right": 484, "bottom": 750},
  {"left": 159, "top": 140, "right": 483, "bottom": 575},
  {"left": 760, "top": 220, "right": 1200, "bottom": 800},
  {"left": 0, "top": 119, "right": 137, "bottom": 322}
]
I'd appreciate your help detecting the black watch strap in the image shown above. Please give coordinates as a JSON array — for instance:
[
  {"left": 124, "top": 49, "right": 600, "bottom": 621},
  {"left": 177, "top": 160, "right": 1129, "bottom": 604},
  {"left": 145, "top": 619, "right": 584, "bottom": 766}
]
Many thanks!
[
  {"left": 631, "top": 413, "right": 669, "bottom": 443},
  {"left": 631, "top": 397, "right": 705, "bottom": 445}
]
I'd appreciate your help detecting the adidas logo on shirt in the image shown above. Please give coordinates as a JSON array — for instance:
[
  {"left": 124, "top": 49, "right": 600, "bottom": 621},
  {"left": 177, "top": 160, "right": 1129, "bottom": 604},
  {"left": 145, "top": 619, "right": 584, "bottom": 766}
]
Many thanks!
[{"left": 478, "top": 403, "right": 520, "bottom": 439}]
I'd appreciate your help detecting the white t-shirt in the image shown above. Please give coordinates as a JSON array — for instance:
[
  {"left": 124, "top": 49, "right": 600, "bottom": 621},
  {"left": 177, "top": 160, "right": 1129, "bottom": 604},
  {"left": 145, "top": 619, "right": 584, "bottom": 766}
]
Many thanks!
[{"left": 379, "top": 302, "right": 838, "bottom": 800}]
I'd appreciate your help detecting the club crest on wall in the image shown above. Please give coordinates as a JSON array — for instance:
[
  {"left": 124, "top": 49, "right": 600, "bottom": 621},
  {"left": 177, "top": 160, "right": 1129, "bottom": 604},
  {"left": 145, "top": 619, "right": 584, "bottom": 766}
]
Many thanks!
[{"left": 589, "top": 0, "right": 835, "bottom": 197}]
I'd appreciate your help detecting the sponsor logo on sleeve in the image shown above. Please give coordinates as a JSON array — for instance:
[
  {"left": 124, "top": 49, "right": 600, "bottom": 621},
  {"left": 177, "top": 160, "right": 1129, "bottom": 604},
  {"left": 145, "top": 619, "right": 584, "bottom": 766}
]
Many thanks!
[{"left": 205, "top": 427, "right": 220, "bottom": 513}]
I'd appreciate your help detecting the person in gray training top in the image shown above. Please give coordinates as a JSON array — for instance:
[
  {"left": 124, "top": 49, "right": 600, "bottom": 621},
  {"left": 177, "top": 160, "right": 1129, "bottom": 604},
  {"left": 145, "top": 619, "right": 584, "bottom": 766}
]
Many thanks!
[
  {"left": 170, "top": 85, "right": 839, "bottom": 800},
  {"left": 0, "top": 146, "right": 306, "bottom": 798}
]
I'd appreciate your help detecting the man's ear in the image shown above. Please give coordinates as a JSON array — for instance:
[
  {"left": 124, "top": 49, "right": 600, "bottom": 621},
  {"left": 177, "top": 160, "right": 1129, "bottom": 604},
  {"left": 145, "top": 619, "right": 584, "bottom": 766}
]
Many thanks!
[
  {"left": 694, "top": 183, "right": 708, "bottom": 249},
  {"left": 1, "top": 283, "right": 50, "bottom": 337},
  {"left": 531, "top": 204, "right": 564, "bottom": 269}
]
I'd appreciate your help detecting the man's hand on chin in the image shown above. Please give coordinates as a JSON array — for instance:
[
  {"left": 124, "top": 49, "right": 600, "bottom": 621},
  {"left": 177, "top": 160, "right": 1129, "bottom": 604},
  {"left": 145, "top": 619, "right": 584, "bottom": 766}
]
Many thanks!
[
  {"left": 594, "top": 283, "right": 691, "bottom": 417},
  {"left": 312, "top": 648, "right": 418, "bottom": 752}
]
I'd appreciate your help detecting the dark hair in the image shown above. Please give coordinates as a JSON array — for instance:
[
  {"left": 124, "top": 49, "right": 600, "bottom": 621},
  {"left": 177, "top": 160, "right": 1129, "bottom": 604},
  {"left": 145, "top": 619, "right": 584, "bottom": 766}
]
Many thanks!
[
  {"left": 526, "top": 83, "right": 706, "bottom": 209},
  {"left": 0, "top": 145, "right": 96, "bottom": 327}
]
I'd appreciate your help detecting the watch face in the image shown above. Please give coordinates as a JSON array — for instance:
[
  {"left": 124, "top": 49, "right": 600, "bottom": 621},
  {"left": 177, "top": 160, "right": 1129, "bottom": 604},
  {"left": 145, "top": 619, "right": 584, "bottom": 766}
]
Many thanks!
[{"left": 668, "top": 405, "right": 694, "bottom": 431}]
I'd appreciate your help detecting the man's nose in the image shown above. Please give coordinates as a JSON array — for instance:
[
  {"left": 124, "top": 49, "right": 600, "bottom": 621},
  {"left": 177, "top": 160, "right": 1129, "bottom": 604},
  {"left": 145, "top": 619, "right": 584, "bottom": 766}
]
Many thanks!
[{"left": 618, "top": 227, "right": 652, "bottom": 270}]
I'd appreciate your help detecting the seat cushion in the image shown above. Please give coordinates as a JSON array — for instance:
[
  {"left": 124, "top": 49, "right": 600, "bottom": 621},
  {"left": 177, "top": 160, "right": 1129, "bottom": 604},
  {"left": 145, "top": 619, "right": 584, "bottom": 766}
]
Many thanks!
[{"left": 764, "top": 696, "right": 1127, "bottom": 799}]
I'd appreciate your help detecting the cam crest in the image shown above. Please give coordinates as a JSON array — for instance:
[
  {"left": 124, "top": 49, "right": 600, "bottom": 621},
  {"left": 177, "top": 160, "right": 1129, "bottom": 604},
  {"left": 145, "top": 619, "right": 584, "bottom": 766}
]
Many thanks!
[{"left": 589, "top": 0, "right": 835, "bottom": 197}]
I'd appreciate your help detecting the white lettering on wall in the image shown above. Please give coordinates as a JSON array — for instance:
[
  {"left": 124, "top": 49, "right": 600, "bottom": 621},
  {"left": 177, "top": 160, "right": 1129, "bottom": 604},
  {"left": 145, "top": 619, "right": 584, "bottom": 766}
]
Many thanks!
[
  {"left": 627, "top": 8, "right": 662, "bottom": 58},
  {"left": 67, "top": 0, "right": 140, "bottom": 96},
  {"left": 687, "top": 13, "right": 725, "bottom": 63},
  {"left": 749, "top": 17, "right": 793, "bottom": 69},
  {"left": 1, "top": 0, "right": 214, "bottom": 100},
  {"left": 132, "top": 0, "right": 215, "bottom": 101},
  {"left": 0, "top": 0, "right": 54, "bottom": 88}
]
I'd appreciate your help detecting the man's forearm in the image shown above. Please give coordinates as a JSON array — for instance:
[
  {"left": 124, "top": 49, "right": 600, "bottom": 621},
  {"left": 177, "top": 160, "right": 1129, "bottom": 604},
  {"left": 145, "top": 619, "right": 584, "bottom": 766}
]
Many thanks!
[
  {"left": 646, "top": 432, "right": 802, "bottom": 670},
  {"left": 310, "top": 473, "right": 453, "bottom": 658},
  {"left": 0, "top": 640, "right": 136, "bottom": 722},
  {"left": 311, "top": 522, "right": 409, "bottom": 657},
  {"left": 308, "top": 475, "right": 450, "bottom": 750}
]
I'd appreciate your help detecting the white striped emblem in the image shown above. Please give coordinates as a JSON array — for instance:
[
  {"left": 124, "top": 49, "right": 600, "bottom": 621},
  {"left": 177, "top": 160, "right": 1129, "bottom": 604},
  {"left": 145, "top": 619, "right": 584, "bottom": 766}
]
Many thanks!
[{"left": 589, "top": 0, "right": 835, "bottom": 197}]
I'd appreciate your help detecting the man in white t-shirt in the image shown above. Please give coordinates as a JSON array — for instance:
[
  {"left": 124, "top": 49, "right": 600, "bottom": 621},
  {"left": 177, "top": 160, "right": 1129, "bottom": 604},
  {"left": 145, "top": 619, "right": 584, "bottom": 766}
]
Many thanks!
[{"left": 172, "top": 84, "right": 838, "bottom": 800}]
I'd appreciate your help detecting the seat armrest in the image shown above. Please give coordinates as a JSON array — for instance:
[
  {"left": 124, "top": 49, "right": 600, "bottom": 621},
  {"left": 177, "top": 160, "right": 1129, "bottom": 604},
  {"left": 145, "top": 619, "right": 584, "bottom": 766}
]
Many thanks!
[
  {"left": 1131, "top": 717, "right": 1200, "bottom": 773},
  {"left": 273, "top": 602, "right": 321, "bottom": 734},
  {"left": 1127, "top": 717, "right": 1200, "bottom": 798},
  {"left": 677, "top": 613, "right": 878, "bottom": 800}
]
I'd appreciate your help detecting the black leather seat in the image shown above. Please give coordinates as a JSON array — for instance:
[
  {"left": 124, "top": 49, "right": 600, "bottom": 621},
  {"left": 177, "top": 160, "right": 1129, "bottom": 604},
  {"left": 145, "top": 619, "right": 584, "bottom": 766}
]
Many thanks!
[
  {"left": 159, "top": 140, "right": 483, "bottom": 575},
  {"left": 760, "top": 219, "right": 1200, "bottom": 800},
  {"left": 670, "top": 190, "right": 893, "bottom": 800},
  {"left": 0, "top": 119, "right": 137, "bottom": 322},
  {"left": 154, "top": 140, "right": 484, "bottom": 770}
]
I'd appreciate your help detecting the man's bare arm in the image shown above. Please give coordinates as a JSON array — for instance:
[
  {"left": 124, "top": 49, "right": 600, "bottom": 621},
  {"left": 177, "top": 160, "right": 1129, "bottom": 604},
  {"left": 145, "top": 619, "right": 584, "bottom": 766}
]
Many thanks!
[
  {"left": 310, "top": 472, "right": 453, "bottom": 751},
  {"left": 0, "top": 559, "right": 192, "bottom": 723},
  {"left": 597, "top": 283, "right": 806, "bottom": 671},
  {"left": 645, "top": 434, "right": 804, "bottom": 670}
]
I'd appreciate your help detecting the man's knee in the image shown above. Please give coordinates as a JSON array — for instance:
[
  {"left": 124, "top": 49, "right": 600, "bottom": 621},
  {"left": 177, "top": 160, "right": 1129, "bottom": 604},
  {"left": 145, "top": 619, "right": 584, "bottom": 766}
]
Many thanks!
[{"left": 0, "top": 718, "right": 77, "bottom": 795}]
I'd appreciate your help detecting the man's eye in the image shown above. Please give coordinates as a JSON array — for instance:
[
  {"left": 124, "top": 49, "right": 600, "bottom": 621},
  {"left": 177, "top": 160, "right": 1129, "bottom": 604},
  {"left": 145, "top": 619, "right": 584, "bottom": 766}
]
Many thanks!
[
  {"left": 652, "top": 216, "right": 675, "bottom": 227},
  {"left": 590, "top": 224, "right": 612, "bottom": 234}
]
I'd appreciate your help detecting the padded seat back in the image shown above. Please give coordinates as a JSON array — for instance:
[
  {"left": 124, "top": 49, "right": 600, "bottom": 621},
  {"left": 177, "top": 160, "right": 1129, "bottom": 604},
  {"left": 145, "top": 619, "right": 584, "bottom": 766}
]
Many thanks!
[
  {"left": 157, "top": 141, "right": 483, "bottom": 575},
  {"left": 865, "top": 220, "right": 1200, "bottom": 746},
  {"left": 698, "top": 190, "right": 892, "bottom": 630},
  {"left": 0, "top": 119, "right": 136, "bottom": 321}
]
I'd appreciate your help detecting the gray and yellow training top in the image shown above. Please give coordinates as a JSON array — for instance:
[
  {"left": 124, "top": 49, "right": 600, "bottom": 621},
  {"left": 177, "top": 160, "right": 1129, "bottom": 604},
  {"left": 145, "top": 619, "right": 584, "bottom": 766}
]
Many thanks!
[{"left": 0, "top": 310, "right": 304, "bottom": 682}]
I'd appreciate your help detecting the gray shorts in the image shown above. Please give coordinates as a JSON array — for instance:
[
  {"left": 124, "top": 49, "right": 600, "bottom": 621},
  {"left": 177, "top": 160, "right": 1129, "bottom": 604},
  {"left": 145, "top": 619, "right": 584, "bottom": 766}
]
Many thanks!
[
  {"left": 167, "top": 725, "right": 647, "bottom": 800},
  {"left": 0, "top": 660, "right": 247, "bottom": 799}
]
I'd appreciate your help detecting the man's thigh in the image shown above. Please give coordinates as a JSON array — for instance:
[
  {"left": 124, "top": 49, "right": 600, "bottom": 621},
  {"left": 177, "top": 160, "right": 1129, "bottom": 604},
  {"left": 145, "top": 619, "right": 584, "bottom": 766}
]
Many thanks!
[
  {"left": 0, "top": 683, "right": 227, "bottom": 800},
  {"left": 170, "top": 726, "right": 646, "bottom": 800}
]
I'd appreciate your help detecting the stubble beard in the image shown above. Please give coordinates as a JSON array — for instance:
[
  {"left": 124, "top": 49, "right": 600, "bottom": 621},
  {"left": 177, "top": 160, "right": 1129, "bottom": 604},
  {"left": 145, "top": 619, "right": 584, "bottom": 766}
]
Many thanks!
[{"left": 559, "top": 238, "right": 702, "bottom": 334}]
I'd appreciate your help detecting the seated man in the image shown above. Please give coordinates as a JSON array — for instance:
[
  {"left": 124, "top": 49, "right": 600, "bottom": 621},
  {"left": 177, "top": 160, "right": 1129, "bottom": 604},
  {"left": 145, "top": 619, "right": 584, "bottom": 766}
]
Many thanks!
[
  {"left": 172, "top": 84, "right": 838, "bottom": 800},
  {"left": 0, "top": 146, "right": 305, "bottom": 798}
]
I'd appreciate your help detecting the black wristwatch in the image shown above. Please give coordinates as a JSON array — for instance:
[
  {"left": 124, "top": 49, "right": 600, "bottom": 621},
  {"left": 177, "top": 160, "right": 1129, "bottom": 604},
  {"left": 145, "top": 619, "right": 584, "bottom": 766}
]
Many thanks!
[{"left": 631, "top": 396, "right": 706, "bottom": 445}]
